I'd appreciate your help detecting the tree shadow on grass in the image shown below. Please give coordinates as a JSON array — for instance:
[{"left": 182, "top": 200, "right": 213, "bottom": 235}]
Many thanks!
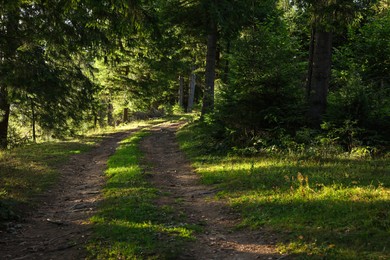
[
  {"left": 89, "top": 220, "right": 284, "bottom": 259},
  {"left": 233, "top": 194, "right": 390, "bottom": 259},
  {"left": 90, "top": 185, "right": 197, "bottom": 259},
  {"left": 195, "top": 156, "right": 389, "bottom": 258}
]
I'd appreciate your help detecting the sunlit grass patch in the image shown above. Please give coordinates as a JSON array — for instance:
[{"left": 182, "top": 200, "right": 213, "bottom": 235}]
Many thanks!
[
  {"left": 82, "top": 118, "right": 167, "bottom": 137},
  {"left": 88, "top": 130, "right": 195, "bottom": 259},
  {"left": 177, "top": 122, "right": 390, "bottom": 259}
]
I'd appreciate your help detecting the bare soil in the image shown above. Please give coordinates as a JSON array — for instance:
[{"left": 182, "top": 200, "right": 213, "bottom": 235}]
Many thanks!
[
  {"left": 140, "top": 122, "right": 287, "bottom": 260},
  {"left": 0, "top": 122, "right": 288, "bottom": 259}
]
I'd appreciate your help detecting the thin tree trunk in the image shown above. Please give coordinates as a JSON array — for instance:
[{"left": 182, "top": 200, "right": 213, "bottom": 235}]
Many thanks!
[
  {"left": 107, "top": 102, "right": 114, "bottom": 126},
  {"left": 306, "top": 26, "right": 316, "bottom": 100},
  {"left": 31, "top": 98, "right": 36, "bottom": 142},
  {"left": 98, "top": 101, "right": 106, "bottom": 128},
  {"left": 201, "top": 19, "right": 218, "bottom": 117},
  {"left": 187, "top": 68, "right": 196, "bottom": 113},
  {"left": 93, "top": 109, "right": 98, "bottom": 128},
  {"left": 223, "top": 40, "right": 231, "bottom": 84},
  {"left": 307, "top": 30, "right": 333, "bottom": 128},
  {"left": 178, "top": 75, "right": 184, "bottom": 108},
  {"left": 123, "top": 107, "right": 129, "bottom": 123},
  {"left": 0, "top": 86, "right": 10, "bottom": 149}
]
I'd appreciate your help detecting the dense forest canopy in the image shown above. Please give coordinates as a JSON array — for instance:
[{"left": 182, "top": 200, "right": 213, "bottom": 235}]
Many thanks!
[{"left": 0, "top": 0, "right": 389, "bottom": 152}]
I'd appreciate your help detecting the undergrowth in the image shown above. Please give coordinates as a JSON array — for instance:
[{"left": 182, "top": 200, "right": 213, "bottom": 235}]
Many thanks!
[
  {"left": 87, "top": 130, "right": 196, "bottom": 259},
  {"left": 177, "top": 121, "right": 390, "bottom": 259}
]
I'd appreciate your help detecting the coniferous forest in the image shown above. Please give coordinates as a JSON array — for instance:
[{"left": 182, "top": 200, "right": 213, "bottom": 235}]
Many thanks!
[
  {"left": 0, "top": 0, "right": 388, "bottom": 151},
  {"left": 0, "top": 1, "right": 389, "bottom": 259}
]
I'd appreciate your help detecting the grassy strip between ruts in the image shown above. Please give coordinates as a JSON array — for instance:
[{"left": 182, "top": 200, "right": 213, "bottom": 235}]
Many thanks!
[
  {"left": 87, "top": 129, "right": 196, "bottom": 260},
  {"left": 177, "top": 122, "right": 390, "bottom": 259}
]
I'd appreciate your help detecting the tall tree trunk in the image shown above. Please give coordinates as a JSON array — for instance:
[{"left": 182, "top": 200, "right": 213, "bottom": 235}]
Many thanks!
[
  {"left": 0, "top": 86, "right": 10, "bottom": 149},
  {"left": 107, "top": 102, "right": 114, "bottom": 126},
  {"left": 187, "top": 67, "right": 196, "bottom": 113},
  {"left": 0, "top": 8, "right": 19, "bottom": 149},
  {"left": 123, "top": 107, "right": 129, "bottom": 123},
  {"left": 306, "top": 26, "right": 316, "bottom": 99},
  {"left": 31, "top": 98, "right": 36, "bottom": 142},
  {"left": 98, "top": 103, "right": 105, "bottom": 128},
  {"left": 178, "top": 75, "right": 184, "bottom": 108},
  {"left": 201, "top": 19, "right": 218, "bottom": 117},
  {"left": 93, "top": 108, "right": 98, "bottom": 128},
  {"left": 223, "top": 40, "right": 231, "bottom": 84},
  {"left": 307, "top": 30, "right": 333, "bottom": 128}
]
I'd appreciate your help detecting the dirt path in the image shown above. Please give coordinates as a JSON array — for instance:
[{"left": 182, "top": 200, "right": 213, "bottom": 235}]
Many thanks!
[
  {"left": 140, "top": 122, "right": 285, "bottom": 260},
  {"left": 0, "top": 130, "right": 134, "bottom": 260}
]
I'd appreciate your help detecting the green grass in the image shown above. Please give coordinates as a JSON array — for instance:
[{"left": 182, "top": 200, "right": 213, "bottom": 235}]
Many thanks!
[
  {"left": 87, "top": 130, "right": 196, "bottom": 260},
  {"left": 177, "top": 122, "right": 390, "bottom": 259}
]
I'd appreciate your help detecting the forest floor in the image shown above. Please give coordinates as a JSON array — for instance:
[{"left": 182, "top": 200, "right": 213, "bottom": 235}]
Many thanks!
[{"left": 0, "top": 122, "right": 286, "bottom": 259}]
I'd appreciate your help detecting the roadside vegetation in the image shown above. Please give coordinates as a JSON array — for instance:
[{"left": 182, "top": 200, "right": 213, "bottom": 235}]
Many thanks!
[
  {"left": 177, "top": 121, "right": 390, "bottom": 259},
  {"left": 87, "top": 129, "right": 196, "bottom": 259}
]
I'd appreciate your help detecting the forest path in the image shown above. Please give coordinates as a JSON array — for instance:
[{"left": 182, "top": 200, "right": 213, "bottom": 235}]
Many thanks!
[
  {"left": 140, "top": 122, "right": 285, "bottom": 260},
  {"left": 0, "top": 130, "right": 136, "bottom": 260},
  {"left": 1, "top": 122, "right": 285, "bottom": 259}
]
